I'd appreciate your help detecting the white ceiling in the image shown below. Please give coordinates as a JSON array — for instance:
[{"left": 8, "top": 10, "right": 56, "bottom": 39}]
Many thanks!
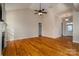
[
  {"left": 5, "top": 3, "right": 55, "bottom": 11},
  {"left": 5, "top": 3, "right": 74, "bottom": 11},
  {"left": 5, "top": 3, "right": 31, "bottom": 11},
  {"left": 73, "top": 3, "right": 79, "bottom": 11}
]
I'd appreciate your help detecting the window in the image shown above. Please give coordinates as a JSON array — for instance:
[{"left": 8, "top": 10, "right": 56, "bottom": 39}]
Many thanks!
[{"left": 67, "top": 25, "right": 73, "bottom": 32}]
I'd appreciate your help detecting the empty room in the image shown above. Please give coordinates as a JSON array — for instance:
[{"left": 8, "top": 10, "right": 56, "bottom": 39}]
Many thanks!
[{"left": 0, "top": 3, "right": 79, "bottom": 56}]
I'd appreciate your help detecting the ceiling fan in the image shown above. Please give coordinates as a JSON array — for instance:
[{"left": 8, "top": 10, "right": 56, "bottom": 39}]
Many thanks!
[{"left": 34, "top": 3, "right": 47, "bottom": 16}]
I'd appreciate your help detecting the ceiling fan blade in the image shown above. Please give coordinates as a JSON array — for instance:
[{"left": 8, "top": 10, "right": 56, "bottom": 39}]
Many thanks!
[
  {"left": 34, "top": 13, "right": 38, "bottom": 14},
  {"left": 34, "top": 10, "right": 38, "bottom": 11},
  {"left": 42, "top": 12, "right": 47, "bottom": 14}
]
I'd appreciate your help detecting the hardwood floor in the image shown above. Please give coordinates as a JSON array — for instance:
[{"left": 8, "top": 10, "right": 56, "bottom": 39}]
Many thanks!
[{"left": 3, "top": 36, "right": 79, "bottom": 56}]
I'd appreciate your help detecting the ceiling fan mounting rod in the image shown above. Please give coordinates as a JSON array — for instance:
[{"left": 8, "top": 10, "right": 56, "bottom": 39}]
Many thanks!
[{"left": 40, "top": 3, "right": 41, "bottom": 10}]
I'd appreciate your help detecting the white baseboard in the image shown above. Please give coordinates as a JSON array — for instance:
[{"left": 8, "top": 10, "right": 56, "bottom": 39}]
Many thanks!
[
  {"left": 73, "top": 40, "right": 79, "bottom": 43},
  {"left": 7, "top": 36, "right": 38, "bottom": 41},
  {"left": 42, "top": 35, "right": 61, "bottom": 39}
]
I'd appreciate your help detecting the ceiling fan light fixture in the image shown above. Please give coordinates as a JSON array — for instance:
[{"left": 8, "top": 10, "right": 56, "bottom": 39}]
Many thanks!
[
  {"left": 38, "top": 12, "right": 43, "bottom": 15},
  {"left": 65, "top": 18, "right": 69, "bottom": 21}
]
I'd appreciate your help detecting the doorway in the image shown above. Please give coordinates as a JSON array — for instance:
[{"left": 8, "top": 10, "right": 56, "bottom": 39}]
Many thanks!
[
  {"left": 62, "top": 16, "right": 73, "bottom": 37},
  {"left": 38, "top": 22, "right": 42, "bottom": 37}
]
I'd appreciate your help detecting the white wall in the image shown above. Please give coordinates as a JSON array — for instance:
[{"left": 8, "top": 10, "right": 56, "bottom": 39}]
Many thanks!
[
  {"left": 42, "top": 8, "right": 62, "bottom": 38},
  {"left": 6, "top": 8, "right": 40, "bottom": 40},
  {"left": 73, "top": 11, "right": 79, "bottom": 43}
]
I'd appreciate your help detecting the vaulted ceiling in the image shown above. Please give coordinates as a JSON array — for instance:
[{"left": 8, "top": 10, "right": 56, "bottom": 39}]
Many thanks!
[
  {"left": 5, "top": 3, "right": 74, "bottom": 11},
  {"left": 5, "top": 3, "right": 79, "bottom": 18}
]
